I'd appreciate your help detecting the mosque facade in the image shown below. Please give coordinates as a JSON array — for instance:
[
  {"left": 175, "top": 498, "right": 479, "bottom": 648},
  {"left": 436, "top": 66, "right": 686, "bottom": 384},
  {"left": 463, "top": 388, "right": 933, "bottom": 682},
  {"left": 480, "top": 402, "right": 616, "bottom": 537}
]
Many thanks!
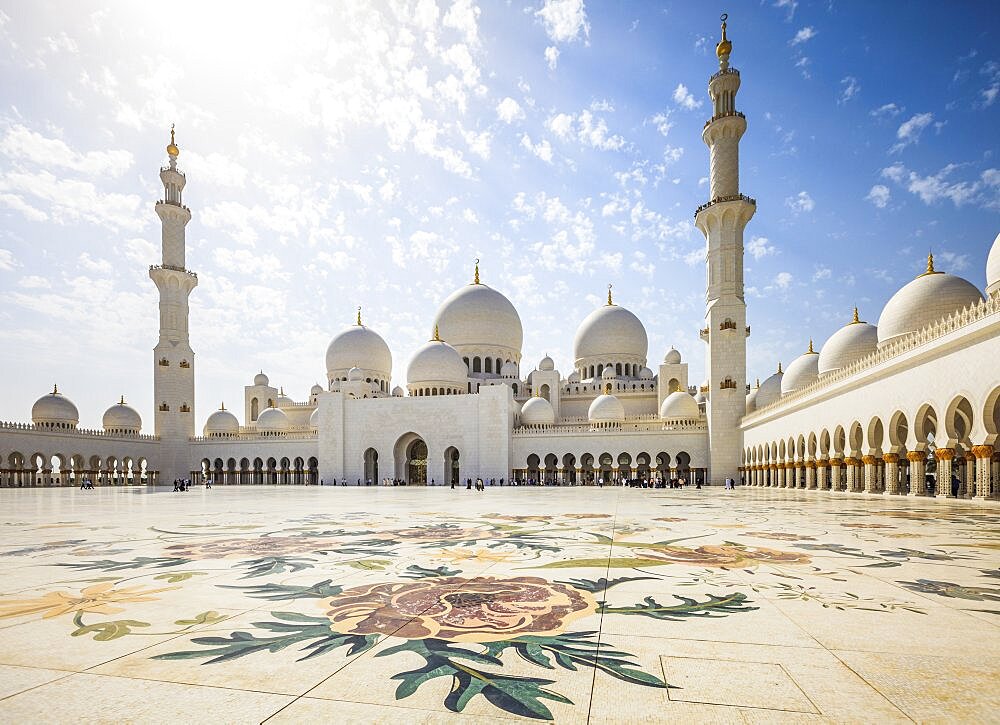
[{"left": 2, "top": 22, "right": 998, "bottom": 498}]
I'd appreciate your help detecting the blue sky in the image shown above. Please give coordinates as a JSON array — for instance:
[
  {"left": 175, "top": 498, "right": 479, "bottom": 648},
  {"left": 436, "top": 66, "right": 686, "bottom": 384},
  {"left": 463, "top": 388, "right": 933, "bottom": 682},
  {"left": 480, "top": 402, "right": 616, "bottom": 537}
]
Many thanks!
[{"left": 0, "top": 0, "right": 997, "bottom": 429}]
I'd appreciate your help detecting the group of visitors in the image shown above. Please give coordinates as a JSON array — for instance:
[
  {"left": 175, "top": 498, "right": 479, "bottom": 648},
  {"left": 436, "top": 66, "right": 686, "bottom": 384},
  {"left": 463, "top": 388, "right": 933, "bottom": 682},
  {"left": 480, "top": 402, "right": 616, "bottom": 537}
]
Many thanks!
[
  {"left": 172, "top": 478, "right": 208, "bottom": 491},
  {"left": 78, "top": 478, "right": 95, "bottom": 490}
]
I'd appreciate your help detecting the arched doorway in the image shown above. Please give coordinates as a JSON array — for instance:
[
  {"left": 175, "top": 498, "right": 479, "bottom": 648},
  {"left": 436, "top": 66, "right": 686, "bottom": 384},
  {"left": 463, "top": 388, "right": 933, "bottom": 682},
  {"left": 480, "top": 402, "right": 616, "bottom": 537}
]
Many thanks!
[
  {"left": 443, "top": 447, "right": 459, "bottom": 486},
  {"left": 364, "top": 448, "right": 379, "bottom": 484},
  {"left": 407, "top": 440, "right": 427, "bottom": 485}
]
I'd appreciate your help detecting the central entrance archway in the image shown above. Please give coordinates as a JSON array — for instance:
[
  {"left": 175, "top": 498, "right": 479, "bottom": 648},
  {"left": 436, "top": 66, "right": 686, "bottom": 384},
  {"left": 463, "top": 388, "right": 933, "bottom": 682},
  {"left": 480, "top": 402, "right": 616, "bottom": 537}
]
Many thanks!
[{"left": 393, "top": 432, "right": 428, "bottom": 485}]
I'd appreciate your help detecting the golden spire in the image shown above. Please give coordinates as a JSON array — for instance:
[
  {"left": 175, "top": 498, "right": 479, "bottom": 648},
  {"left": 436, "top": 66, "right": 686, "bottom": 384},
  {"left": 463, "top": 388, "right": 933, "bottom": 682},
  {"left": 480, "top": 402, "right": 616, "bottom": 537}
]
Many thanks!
[
  {"left": 807, "top": 339, "right": 816, "bottom": 354},
  {"left": 119, "top": 395, "right": 126, "bottom": 405},
  {"left": 53, "top": 384, "right": 58, "bottom": 394},
  {"left": 777, "top": 361, "right": 782, "bottom": 374},
  {"left": 167, "top": 123, "right": 179, "bottom": 157},
  {"left": 473, "top": 258, "right": 480, "bottom": 285},
  {"left": 220, "top": 402, "right": 226, "bottom": 410},
  {"left": 851, "top": 306, "right": 861, "bottom": 324},
  {"left": 918, "top": 251, "right": 940, "bottom": 277},
  {"left": 432, "top": 324, "right": 441, "bottom": 341},
  {"left": 356, "top": 306, "right": 362, "bottom": 326},
  {"left": 716, "top": 13, "right": 732, "bottom": 62},
  {"left": 607, "top": 283, "right": 614, "bottom": 306}
]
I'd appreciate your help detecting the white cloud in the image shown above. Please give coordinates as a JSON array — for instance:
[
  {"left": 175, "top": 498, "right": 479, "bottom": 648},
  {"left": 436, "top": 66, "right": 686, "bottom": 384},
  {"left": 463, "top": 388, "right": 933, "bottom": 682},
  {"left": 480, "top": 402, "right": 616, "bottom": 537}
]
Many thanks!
[
  {"left": 982, "top": 84, "right": 999, "bottom": 107},
  {"left": 784, "top": 190, "right": 815, "bottom": 213},
  {"left": 181, "top": 151, "right": 248, "bottom": 188},
  {"left": 0, "top": 124, "right": 133, "bottom": 177},
  {"left": 774, "top": 271, "right": 793, "bottom": 289},
  {"left": 747, "top": 236, "right": 777, "bottom": 260},
  {"left": 774, "top": 0, "right": 798, "bottom": 21},
  {"left": 544, "top": 46, "right": 560, "bottom": 70},
  {"left": 880, "top": 163, "right": 998, "bottom": 208},
  {"left": 0, "top": 192, "right": 49, "bottom": 221},
  {"left": 650, "top": 111, "right": 673, "bottom": 137},
  {"left": 838, "top": 76, "right": 860, "bottom": 104},
  {"left": 496, "top": 97, "right": 525, "bottom": 124},
  {"left": 866, "top": 184, "right": 890, "bottom": 208},
  {"left": 890, "top": 112, "right": 934, "bottom": 153},
  {"left": 443, "top": 0, "right": 481, "bottom": 45},
  {"left": 0, "top": 248, "right": 16, "bottom": 271},
  {"left": 672, "top": 83, "right": 702, "bottom": 111},
  {"left": 535, "top": 0, "right": 590, "bottom": 44},
  {"left": 870, "top": 102, "right": 902, "bottom": 119},
  {"left": 812, "top": 266, "right": 831, "bottom": 282},
  {"left": 520, "top": 133, "right": 553, "bottom": 162},
  {"left": 789, "top": 26, "right": 816, "bottom": 45},
  {"left": 545, "top": 110, "right": 624, "bottom": 151},
  {"left": 547, "top": 112, "right": 574, "bottom": 139},
  {"left": 0, "top": 170, "right": 144, "bottom": 231},
  {"left": 18, "top": 275, "right": 50, "bottom": 289}
]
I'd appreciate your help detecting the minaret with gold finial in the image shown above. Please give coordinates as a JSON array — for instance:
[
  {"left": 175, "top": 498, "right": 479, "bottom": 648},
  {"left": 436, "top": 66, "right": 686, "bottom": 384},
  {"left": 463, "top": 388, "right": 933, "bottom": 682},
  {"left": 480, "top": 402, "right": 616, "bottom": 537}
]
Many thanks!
[
  {"left": 695, "top": 14, "right": 755, "bottom": 485},
  {"left": 150, "top": 125, "right": 198, "bottom": 478}
]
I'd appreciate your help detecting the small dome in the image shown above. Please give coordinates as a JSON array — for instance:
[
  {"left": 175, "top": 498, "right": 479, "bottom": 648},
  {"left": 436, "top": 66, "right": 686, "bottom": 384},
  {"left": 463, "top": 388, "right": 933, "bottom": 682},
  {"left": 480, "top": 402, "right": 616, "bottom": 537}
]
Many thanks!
[
  {"left": 663, "top": 347, "right": 682, "bottom": 364},
  {"left": 877, "top": 255, "right": 984, "bottom": 347},
  {"left": 102, "top": 398, "right": 141, "bottom": 432},
  {"left": 574, "top": 300, "right": 648, "bottom": 363},
  {"left": 781, "top": 342, "right": 820, "bottom": 396},
  {"left": 500, "top": 360, "right": 518, "bottom": 378},
  {"left": 433, "top": 276, "right": 523, "bottom": 357},
  {"left": 347, "top": 367, "right": 363, "bottom": 382},
  {"left": 520, "top": 396, "right": 555, "bottom": 425},
  {"left": 31, "top": 386, "right": 79, "bottom": 427},
  {"left": 601, "top": 366, "right": 617, "bottom": 380},
  {"left": 256, "top": 406, "right": 289, "bottom": 433},
  {"left": 987, "top": 232, "right": 1000, "bottom": 296},
  {"left": 659, "top": 391, "right": 699, "bottom": 420},
  {"left": 819, "top": 309, "right": 878, "bottom": 376},
  {"left": 589, "top": 394, "right": 625, "bottom": 423},
  {"left": 694, "top": 389, "right": 706, "bottom": 404},
  {"left": 567, "top": 371, "right": 580, "bottom": 383},
  {"left": 275, "top": 388, "right": 294, "bottom": 407},
  {"left": 746, "top": 387, "right": 758, "bottom": 414},
  {"left": 538, "top": 355, "right": 554, "bottom": 371},
  {"left": 310, "top": 383, "right": 323, "bottom": 395},
  {"left": 308, "top": 408, "right": 319, "bottom": 429},
  {"left": 326, "top": 323, "right": 392, "bottom": 379},
  {"left": 205, "top": 406, "right": 239, "bottom": 436},
  {"left": 755, "top": 365, "right": 784, "bottom": 409},
  {"left": 407, "top": 338, "right": 468, "bottom": 388},
  {"left": 392, "top": 385, "right": 405, "bottom": 397},
  {"left": 254, "top": 371, "right": 269, "bottom": 386},
  {"left": 638, "top": 366, "right": 654, "bottom": 380}
]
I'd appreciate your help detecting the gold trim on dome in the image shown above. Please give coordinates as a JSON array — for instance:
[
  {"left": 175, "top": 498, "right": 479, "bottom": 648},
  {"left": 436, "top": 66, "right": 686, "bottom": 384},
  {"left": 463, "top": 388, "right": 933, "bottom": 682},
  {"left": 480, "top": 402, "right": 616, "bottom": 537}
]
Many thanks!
[
  {"left": 777, "top": 361, "right": 782, "bottom": 374},
  {"left": 166, "top": 123, "right": 179, "bottom": 157},
  {"left": 606, "top": 283, "right": 613, "bottom": 306},
  {"left": 716, "top": 13, "right": 732, "bottom": 59},
  {"left": 473, "top": 258, "right": 480, "bottom": 285},
  {"left": 807, "top": 339, "right": 816, "bottom": 354},
  {"left": 432, "top": 325, "right": 441, "bottom": 342},
  {"left": 356, "top": 306, "right": 362, "bottom": 326},
  {"left": 850, "top": 306, "right": 864, "bottom": 325},
  {"left": 917, "top": 251, "right": 941, "bottom": 277}
]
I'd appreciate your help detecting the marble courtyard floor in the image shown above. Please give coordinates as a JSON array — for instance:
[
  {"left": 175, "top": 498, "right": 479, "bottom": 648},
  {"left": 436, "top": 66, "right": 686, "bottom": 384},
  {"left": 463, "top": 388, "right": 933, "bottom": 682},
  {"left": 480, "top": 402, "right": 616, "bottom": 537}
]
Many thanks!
[{"left": 0, "top": 487, "right": 998, "bottom": 724}]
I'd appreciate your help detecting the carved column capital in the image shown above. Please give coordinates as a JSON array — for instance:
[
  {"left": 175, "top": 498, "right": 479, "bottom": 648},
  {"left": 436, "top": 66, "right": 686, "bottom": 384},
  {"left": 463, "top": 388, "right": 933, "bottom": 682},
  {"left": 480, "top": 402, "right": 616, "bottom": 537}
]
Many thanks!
[{"left": 934, "top": 448, "right": 955, "bottom": 461}]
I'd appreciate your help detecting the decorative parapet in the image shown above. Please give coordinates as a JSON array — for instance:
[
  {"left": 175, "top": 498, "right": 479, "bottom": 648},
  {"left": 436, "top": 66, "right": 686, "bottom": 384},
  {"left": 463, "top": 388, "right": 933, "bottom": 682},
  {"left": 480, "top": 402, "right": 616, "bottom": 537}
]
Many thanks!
[
  {"left": 694, "top": 193, "right": 756, "bottom": 218},
  {"left": 710, "top": 67, "right": 739, "bottom": 82},
  {"left": 703, "top": 110, "right": 746, "bottom": 129},
  {"left": 0, "top": 421, "right": 159, "bottom": 441},
  {"left": 514, "top": 418, "right": 706, "bottom": 436},
  {"left": 190, "top": 429, "right": 318, "bottom": 443},
  {"left": 149, "top": 264, "right": 197, "bottom": 279},
  {"left": 743, "top": 293, "right": 1000, "bottom": 423}
]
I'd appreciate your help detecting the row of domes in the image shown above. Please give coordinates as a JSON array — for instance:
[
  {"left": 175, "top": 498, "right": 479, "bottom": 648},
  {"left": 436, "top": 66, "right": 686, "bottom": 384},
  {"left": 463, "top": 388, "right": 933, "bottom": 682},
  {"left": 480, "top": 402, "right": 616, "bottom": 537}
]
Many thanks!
[
  {"left": 519, "top": 387, "right": 700, "bottom": 427},
  {"left": 31, "top": 387, "right": 142, "bottom": 433},
  {"left": 750, "top": 245, "right": 998, "bottom": 413}
]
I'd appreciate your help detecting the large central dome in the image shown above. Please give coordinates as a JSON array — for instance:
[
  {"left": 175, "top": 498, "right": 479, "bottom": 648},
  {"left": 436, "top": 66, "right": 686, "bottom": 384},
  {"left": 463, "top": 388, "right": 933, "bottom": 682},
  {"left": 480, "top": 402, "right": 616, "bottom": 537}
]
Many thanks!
[
  {"left": 573, "top": 300, "right": 648, "bottom": 363},
  {"left": 325, "top": 321, "right": 392, "bottom": 380},
  {"left": 433, "top": 270, "right": 523, "bottom": 358}
]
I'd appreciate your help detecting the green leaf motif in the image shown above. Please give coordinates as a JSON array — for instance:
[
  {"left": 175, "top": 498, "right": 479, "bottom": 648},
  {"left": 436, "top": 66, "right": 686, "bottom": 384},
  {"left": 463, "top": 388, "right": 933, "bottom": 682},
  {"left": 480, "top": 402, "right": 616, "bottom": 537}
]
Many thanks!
[
  {"left": 72, "top": 619, "right": 150, "bottom": 641},
  {"left": 174, "top": 610, "right": 226, "bottom": 626},
  {"left": 345, "top": 558, "right": 391, "bottom": 571},
  {"left": 58, "top": 556, "right": 190, "bottom": 572},
  {"left": 555, "top": 576, "right": 659, "bottom": 593},
  {"left": 401, "top": 564, "right": 462, "bottom": 579},
  {"left": 154, "top": 571, "right": 207, "bottom": 583},
  {"left": 219, "top": 579, "right": 344, "bottom": 601},
  {"left": 237, "top": 556, "right": 316, "bottom": 578},
  {"left": 599, "top": 592, "right": 758, "bottom": 621},
  {"left": 532, "top": 557, "right": 671, "bottom": 570}
]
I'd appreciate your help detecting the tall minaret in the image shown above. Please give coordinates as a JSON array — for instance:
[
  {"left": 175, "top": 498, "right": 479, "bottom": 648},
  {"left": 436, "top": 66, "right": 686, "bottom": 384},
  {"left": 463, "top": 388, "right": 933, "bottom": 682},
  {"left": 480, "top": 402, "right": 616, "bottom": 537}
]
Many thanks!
[
  {"left": 695, "top": 15, "right": 755, "bottom": 484},
  {"left": 150, "top": 126, "right": 197, "bottom": 479}
]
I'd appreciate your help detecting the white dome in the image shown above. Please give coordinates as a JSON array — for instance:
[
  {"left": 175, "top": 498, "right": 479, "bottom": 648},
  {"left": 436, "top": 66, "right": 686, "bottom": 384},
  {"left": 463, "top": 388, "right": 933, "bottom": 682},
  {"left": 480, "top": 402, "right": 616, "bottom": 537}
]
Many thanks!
[
  {"left": 567, "top": 371, "right": 580, "bottom": 383},
  {"left": 309, "top": 408, "right": 319, "bottom": 429},
  {"left": 819, "top": 311, "right": 878, "bottom": 376},
  {"left": 755, "top": 367, "right": 784, "bottom": 409},
  {"left": 205, "top": 407, "right": 239, "bottom": 436},
  {"left": 256, "top": 406, "right": 289, "bottom": 433},
  {"left": 601, "top": 366, "right": 617, "bottom": 380},
  {"left": 986, "top": 232, "right": 1000, "bottom": 296},
  {"left": 310, "top": 383, "right": 323, "bottom": 395},
  {"left": 588, "top": 394, "right": 625, "bottom": 423},
  {"left": 433, "top": 281, "right": 523, "bottom": 356},
  {"left": 326, "top": 324, "right": 392, "bottom": 378},
  {"left": 781, "top": 344, "right": 820, "bottom": 396},
  {"left": 659, "top": 391, "right": 699, "bottom": 420},
  {"left": 254, "top": 371, "right": 269, "bottom": 386},
  {"left": 638, "top": 366, "right": 654, "bottom": 380},
  {"left": 877, "top": 257, "right": 984, "bottom": 347},
  {"left": 500, "top": 360, "right": 518, "bottom": 378},
  {"left": 574, "top": 302, "right": 648, "bottom": 363},
  {"left": 538, "top": 355, "right": 554, "bottom": 371},
  {"left": 392, "top": 385, "right": 405, "bottom": 397},
  {"left": 746, "top": 387, "right": 758, "bottom": 414},
  {"left": 694, "top": 389, "right": 706, "bottom": 404},
  {"left": 102, "top": 398, "right": 141, "bottom": 432},
  {"left": 32, "top": 387, "right": 78, "bottom": 427},
  {"left": 520, "top": 396, "right": 555, "bottom": 425},
  {"left": 275, "top": 389, "right": 294, "bottom": 406},
  {"left": 407, "top": 339, "right": 468, "bottom": 387},
  {"left": 663, "top": 347, "right": 682, "bottom": 364},
  {"left": 347, "top": 367, "right": 363, "bottom": 382}
]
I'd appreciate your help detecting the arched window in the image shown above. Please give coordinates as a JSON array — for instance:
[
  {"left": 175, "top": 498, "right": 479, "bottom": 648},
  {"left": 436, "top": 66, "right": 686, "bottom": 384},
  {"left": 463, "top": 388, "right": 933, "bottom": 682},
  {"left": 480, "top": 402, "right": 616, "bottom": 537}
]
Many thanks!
[
  {"left": 250, "top": 398, "right": 259, "bottom": 421},
  {"left": 496, "top": 358, "right": 502, "bottom": 373},
  {"left": 512, "top": 383, "right": 518, "bottom": 395},
  {"left": 485, "top": 358, "right": 493, "bottom": 374},
  {"left": 473, "top": 357, "right": 482, "bottom": 373},
  {"left": 616, "top": 363, "right": 622, "bottom": 376},
  {"left": 597, "top": 364, "right": 604, "bottom": 377}
]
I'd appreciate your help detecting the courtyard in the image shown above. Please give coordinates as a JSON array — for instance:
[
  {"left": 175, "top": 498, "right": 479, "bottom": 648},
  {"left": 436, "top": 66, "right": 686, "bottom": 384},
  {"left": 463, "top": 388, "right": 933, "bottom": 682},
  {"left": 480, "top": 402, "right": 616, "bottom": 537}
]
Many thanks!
[{"left": 0, "top": 486, "right": 997, "bottom": 723}]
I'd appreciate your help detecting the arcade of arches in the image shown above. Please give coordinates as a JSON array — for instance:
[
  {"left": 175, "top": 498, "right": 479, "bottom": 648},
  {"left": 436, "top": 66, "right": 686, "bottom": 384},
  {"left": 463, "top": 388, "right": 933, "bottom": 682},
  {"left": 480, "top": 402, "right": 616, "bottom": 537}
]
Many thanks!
[{"left": 1, "top": 452, "right": 158, "bottom": 487}]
